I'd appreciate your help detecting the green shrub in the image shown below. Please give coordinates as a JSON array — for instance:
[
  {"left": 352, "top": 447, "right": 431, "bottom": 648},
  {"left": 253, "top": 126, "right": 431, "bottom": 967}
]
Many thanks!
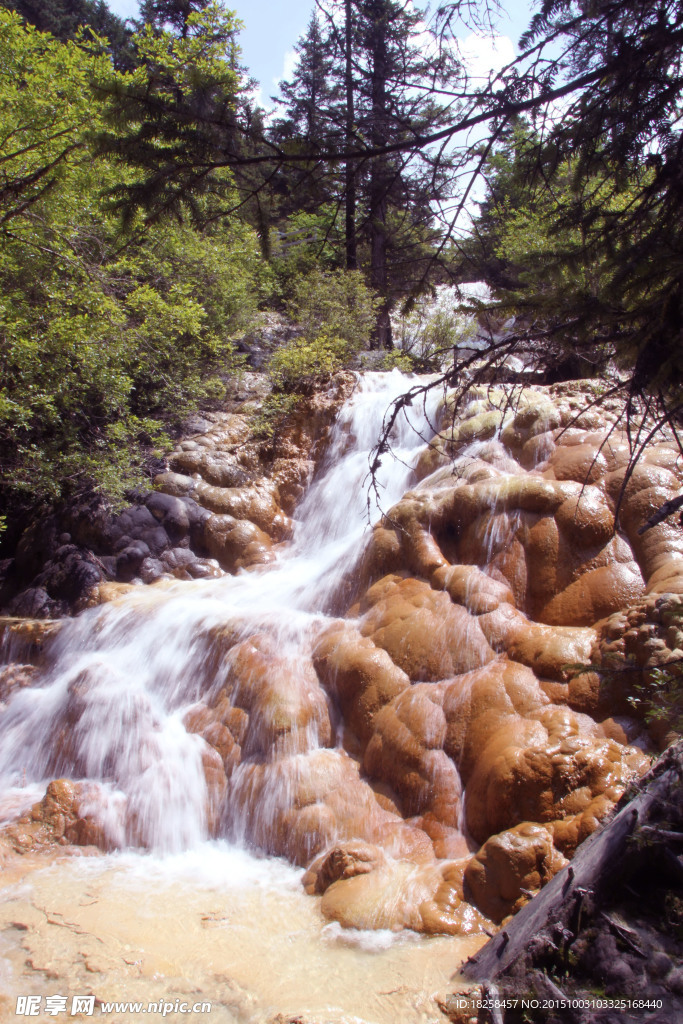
[
  {"left": 380, "top": 350, "right": 415, "bottom": 372},
  {"left": 392, "top": 290, "right": 477, "bottom": 369},
  {"left": 251, "top": 392, "right": 300, "bottom": 439},
  {"left": 0, "top": 10, "right": 265, "bottom": 519},
  {"left": 269, "top": 330, "right": 348, "bottom": 391},
  {"left": 269, "top": 209, "right": 343, "bottom": 296},
  {"left": 287, "top": 269, "right": 379, "bottom": 351},
  {"left": 627, "top": 663, "right": 683, "bottom": 736}
]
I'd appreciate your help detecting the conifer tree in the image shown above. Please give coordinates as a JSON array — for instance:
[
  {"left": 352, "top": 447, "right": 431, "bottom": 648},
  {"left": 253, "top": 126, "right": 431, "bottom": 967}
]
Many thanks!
[
  {"left": 1, "top": 0, "right": 133, "bottom": 66},
  {"left": 269, "top": 14, "right": 343, "bottom": 220},
  {"left": 137, "top": 0, "right": 212, "bottom": 38},
  {"left": 275, "top": 14, "right": 341, "bottom": 150},
  {"left": 274, "top": 0, "right": 460, "bottom": 347}
]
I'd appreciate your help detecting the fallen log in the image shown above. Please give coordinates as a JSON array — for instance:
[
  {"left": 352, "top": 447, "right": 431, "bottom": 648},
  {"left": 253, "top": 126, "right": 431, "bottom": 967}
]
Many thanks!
[{"left": 463, "top": 739, "right": 683, "bottom": 984}]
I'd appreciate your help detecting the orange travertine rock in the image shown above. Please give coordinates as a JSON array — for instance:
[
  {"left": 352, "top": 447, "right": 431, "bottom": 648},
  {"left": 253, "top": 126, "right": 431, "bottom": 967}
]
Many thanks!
[
  {"left": 230, "top": 747, "right": 434, "bottom": 867},
  {"left": 221, "top": 633, "right": 333, "bottom": 757},
  {"left": 3, "top": 779, "right": 112, "bottom": 853},
  {"left": 313, "top": 622, "right": 411, "bottom": 745},
  {"left": 357, "top": 575, "right": 495, "bottom": 680},
  {"left": 3, "top": 381, "right": 681, "bottom": 940},
  {"left": 320, "top": 856, "right": 491, "bottom": 935},
  {"left": 203, "top": 514, "right": 275, "bottom": 573},
  {"left": 0, "top": 662, "right": 39, "bottom": 702},
  {"left": 303, "top": 840, "right": 386, "bottom": 895},
  {"left": 363, "top": 683, "right": 461, "bottom": 827},
  {"left": 464, "top": 821, "right": 568, "bottom": 922}
]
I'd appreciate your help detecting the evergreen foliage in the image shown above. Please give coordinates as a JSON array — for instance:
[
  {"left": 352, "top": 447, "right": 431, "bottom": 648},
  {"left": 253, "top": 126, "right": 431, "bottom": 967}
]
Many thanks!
[
  {"left": 3, "top": 0, "right": 683, "bottom": 536},
  {"left": 91, "top": 0, "right": 462, "bottom": 349},
  {"left": 272, "top": 0, "right": 462, "bottom": 347},
  {"left": 93, "top": 2, "right": 245, "bottom": 228},
  {"left": 0, "top": 0, "right": 134, "bottom": 66},
  {"left": 459, "top": 0, "right": 683, "bottom": 421},
  {"left": 137, "top": 1, "right": 213, "bottom": 37},
  {"left": 370, "top": 0, "right": 683, "bottom": 470}
]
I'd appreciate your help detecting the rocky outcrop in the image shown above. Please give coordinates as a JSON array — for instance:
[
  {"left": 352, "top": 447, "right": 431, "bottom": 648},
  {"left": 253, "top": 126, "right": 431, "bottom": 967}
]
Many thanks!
[
  {"left": 0, "top": 372, "right": 354, "bottom": 615},
  {"left": 299, "top": 383, "right": 681, "bottom": 930},
  {"left": 1, "top": 378, "right": 681, "bottom": 943},
  {"left": 1, "top": 779, "right": 112, "bottom": 853},
  {"left": 455, "top": 741, "right": 683, "bottom": 1024}
]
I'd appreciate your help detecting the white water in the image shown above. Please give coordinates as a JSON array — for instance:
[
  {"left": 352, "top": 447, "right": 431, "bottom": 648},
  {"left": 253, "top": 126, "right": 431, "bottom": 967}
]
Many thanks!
[
  {"left": 0, "top": 371, "right": 444, "bottom": 855},
  {"left": 0, "top": 842, "right": 482, "bottom": 1023}
]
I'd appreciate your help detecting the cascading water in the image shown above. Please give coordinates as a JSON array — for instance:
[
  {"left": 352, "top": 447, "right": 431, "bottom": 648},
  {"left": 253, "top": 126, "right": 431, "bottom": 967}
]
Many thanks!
[
  {"left": 0, "top": 371, "right": 444, "bottom": 856},
  {"left": 1, "top": 369, "right": 666, "bottom": 1020},
  {"left": 0, "top": 371, "right": 491, "bottom": 1023}
]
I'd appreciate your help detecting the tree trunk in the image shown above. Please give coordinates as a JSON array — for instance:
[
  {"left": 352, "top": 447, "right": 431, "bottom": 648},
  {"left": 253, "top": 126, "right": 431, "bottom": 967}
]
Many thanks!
[
  {"left": 463, "top": 740, "right": 683, "bottom": 984},
  {"left": 344, "top": 0, "right": 357, "bottom": 271},
  {"left": 367, "top": 0, "right": 392, "bottom": 349}
]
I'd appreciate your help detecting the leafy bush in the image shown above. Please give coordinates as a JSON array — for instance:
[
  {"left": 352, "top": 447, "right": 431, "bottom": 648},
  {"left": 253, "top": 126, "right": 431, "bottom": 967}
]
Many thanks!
[
  {"left": 269, "top": 330, "right": 348, "bottom": 391},
  {"left": 0, "top": 10, "right": 264, "bottom": 519},
  {"left": 269, "top": 209, "right": 344, "bottom": 296},
  {"left": 380, "top": 350, "right": 415, "bottom": 372},
  {"left": 392, "top": 287, "right": 478, "bottom": 369},
  {"left": 627, "top": 663, "right": 683, "bottom": 736},
  {"left": 287, "top": 269, "right": 379, "bottom": 351},
  {"left": 251, "top": 392, "right": 299, "bottom": 440}
]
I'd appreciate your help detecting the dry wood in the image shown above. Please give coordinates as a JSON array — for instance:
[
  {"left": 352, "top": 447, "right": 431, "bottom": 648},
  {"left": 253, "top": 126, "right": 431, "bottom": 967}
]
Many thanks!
[{"left": 463, "top": 740, "right": 683, "bottom": 983}]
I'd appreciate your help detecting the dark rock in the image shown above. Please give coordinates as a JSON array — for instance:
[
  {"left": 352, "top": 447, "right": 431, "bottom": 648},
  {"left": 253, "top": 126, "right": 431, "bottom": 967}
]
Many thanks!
[
  {"left": 8, "top": 587, "right": 59, "bottom": 619},
  {"left": 186, "top": 559, "right": 222, "bottom": 580},
  {"left": 604, "top": 959, "right": 635, "bottom": 994},
  {"left": 33, "top": 547, "right": 104, "bottom": 605},
  {"left": 139, "top": 557, "right": 166, "bottom": 584},
  {"left": 161, "top": 547, "right": 196, "bottom": 570},
  {"left": 99, "top": 556, "right": 117, "bottom": 577},
  {"left": 184, "top": 501, "right": 211, "bottom": 552},
  {"left": 649, "top": 951, "right": 673, "bottom": 978},
  {"left": 114, "top": 506, "right": 158, "bottom": 537},
  {"left": 14, "top": 519, "right": 60, "bottom": 578},
  {"left": 139, "top": 526, "right": 170, "bottom": 557},
  {"left": 145, "top": 492, "right": 191, "bottom": 541},
  {"left": 669, "top": 967, "right": 683, "bottom": 994},
  {"left": 0, "top": 558, "right": 18, "bottom": 606},
  {"left": 116, "top": 542, "right": 151, "bottom": 582},
  {"left": 65, "top": 504, "right": 117, "bottom": 553}
]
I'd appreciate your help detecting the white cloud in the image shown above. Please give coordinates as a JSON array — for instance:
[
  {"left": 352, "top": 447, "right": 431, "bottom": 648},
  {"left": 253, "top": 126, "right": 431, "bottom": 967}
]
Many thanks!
[
  {"left": 281, "top": 48, "right": 299, "bottom": 83},
  {"left": 460, "top": 32, "right": 516, "bottom": 81},
  {"left": 262, "top": 46, "right": 300, "bottom": 111},
  {"left": 248, "top": 85, "right": 264, "bottom": 108}
]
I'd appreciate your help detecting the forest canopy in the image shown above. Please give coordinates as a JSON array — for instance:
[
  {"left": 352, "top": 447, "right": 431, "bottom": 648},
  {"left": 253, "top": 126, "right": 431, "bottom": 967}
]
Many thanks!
[{"left": 1, "top": 0, "right": 682, "bottom": 532}]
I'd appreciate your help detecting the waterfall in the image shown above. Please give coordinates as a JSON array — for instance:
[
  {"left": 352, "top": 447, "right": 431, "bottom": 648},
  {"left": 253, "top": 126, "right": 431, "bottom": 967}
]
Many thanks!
[{"left": 0, "top": 371, "right": 443, "bottom": 856}]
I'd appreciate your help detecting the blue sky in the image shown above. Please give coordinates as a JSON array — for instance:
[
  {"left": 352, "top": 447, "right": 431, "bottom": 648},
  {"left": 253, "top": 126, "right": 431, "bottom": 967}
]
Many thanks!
[
  {"left": 107, "top": 1, "right": 534, "bottom": 105},
  {"left": 107, "top": 1, "right": 318, "bottom": 100}
]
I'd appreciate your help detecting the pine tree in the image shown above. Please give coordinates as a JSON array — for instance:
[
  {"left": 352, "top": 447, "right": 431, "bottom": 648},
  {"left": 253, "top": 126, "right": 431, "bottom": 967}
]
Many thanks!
[
  {"left": 275, "top": 14, "right": 341, "bottom": 149},
  {"left": 1, "top": 0, "right": 134, "bottom": 67},
  {"left": 269, "top": 14, "right": 343, "bottom": 221},
  {"left": 137, "top": 0, "right": 212, "bottom": 38},
  {"left": 93, "top": 3, "right": 245, "bottom": 226},
  {"left": 274, "top": 0, "right": 460, "bottom": 347}
]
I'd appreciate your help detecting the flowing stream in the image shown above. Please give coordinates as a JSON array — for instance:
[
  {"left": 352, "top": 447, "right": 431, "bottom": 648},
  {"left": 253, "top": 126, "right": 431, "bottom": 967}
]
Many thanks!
[{"left": 0, "top": 372, "right": 484, "bottom": 1022}]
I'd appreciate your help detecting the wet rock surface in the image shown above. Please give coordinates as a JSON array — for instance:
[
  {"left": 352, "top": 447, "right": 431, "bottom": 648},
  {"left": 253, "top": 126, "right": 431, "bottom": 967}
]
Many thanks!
[
  {"left": 0, "top": 372, "right": 353, "bottom": 615},
  {"left": 0, "top": 376, "right": 681, "bottom": 967}
]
